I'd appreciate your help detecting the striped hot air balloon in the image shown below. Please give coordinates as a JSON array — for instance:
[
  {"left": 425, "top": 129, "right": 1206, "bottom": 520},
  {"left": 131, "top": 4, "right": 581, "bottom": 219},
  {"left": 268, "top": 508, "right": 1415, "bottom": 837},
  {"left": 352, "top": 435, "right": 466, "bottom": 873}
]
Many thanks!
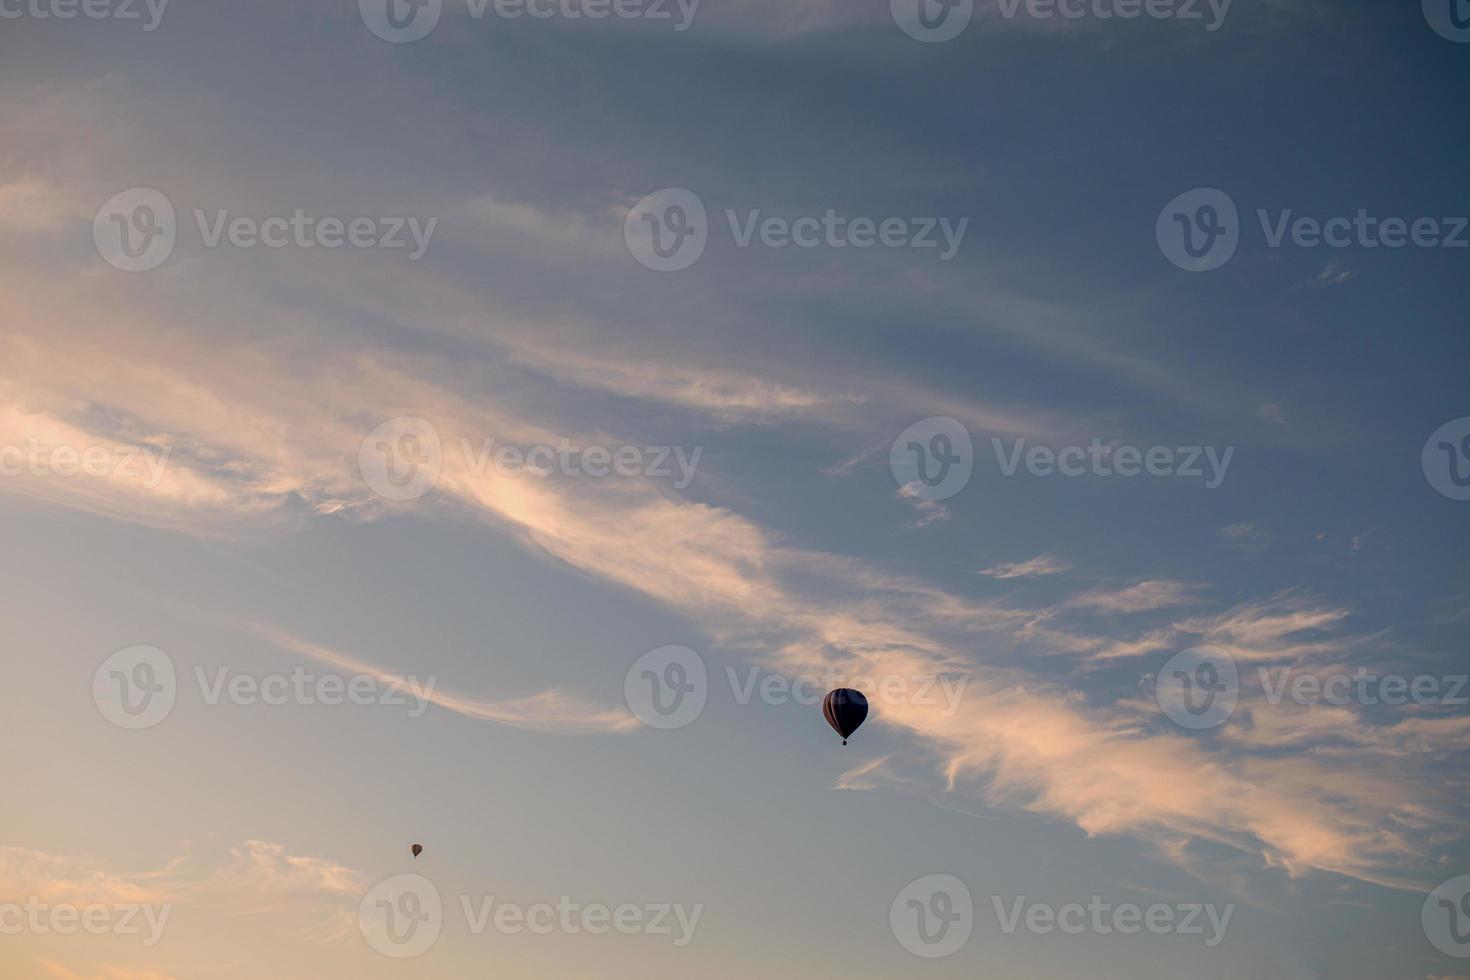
[{"left": 822, "top": 689, "right": 868, "bottom": 746}]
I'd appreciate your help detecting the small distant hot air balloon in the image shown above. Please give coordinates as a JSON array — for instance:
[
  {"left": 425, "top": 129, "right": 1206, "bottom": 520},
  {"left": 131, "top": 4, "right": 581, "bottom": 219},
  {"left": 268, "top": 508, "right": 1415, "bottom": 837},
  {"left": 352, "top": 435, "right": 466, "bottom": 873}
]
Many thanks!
[
  {"left": 822, "top": 688, "right": 868, "bottom": 745},
  {"left": 411, "top": 844, "right": 422, "bottom": 859}
]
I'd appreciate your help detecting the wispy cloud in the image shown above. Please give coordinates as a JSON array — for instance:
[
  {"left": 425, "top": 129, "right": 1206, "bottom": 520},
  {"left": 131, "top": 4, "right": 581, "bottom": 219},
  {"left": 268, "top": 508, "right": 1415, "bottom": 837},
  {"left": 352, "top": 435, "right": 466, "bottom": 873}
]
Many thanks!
[
  {"left": 1220, "top": 521, "right": 1273, "bottom": 551},
  {"left": 1174, "top": 592, "right": 1360, "bottom": 663},
  {"left": 1313, "top": 260, "right": 1354, "bottom": 286},
  {"left": 1, "top": 839, "right": 363, "bottom": 943},
  {"left": 499, "top": 335, "right": 866, "bottom": 424},
  {"left": 250, "top": 624, "right": 641, "bottom": 734},
  {"left": 1066, "top": 579, "right": 1201, "bottom": 614},
  {"left": 0, "top": 321, "right": 1451, "bottom": 887},
  {"left": 979, "top": 553, "right": 1073, "bottom": 579},
  {"left": 896, "top": 483, "right": 950, "bottom": 528},
  {"left": 39, "top": 961, "right": 181, "bottom": 980},
  {"left": 833, "top": 755, "right": 897, "bottom": 791},
  {"left": 1, "top": 148, "right": 1460, "bottom": 895},
  {"left": 1255, "top": 402, "right": 1287, "bottom": 425},
  {"left": 0, "top": 177, "right": 88, "bottom": 232}
]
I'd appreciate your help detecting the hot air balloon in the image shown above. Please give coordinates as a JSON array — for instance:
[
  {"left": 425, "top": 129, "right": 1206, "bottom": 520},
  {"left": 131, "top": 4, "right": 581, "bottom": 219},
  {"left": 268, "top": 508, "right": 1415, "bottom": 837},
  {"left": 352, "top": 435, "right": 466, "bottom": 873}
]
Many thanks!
[
  {"left": 822, "top": 688, "right": 868, "bottom": 745},
  {"left": 411, "top": 844, "right": 422, "bottom": 859}
]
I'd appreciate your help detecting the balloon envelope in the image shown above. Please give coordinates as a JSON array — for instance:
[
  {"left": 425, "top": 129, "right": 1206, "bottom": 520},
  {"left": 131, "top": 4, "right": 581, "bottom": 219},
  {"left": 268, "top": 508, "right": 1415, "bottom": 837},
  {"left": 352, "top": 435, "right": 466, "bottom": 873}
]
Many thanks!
[
  {"left": 411, "top": 844, "right": 422, "bottom": 859},
  {"left": 822, "top": 688, "right": 869, "bottom": 744}
]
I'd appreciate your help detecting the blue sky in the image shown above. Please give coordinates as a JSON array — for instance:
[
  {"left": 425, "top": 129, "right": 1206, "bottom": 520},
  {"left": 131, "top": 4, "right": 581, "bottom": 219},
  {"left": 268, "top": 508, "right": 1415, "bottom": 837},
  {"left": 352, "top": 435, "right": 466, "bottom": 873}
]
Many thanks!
[{"left": 1, "top": 0, "right": 1468, "bottom": 976}]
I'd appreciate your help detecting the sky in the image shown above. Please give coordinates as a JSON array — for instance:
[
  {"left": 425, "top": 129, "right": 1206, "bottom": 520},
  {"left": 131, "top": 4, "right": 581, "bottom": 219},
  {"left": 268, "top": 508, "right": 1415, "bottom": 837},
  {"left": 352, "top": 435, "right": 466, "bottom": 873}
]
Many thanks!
[{"left": 1, "top": 0, "right": 1469, "bottom": 976}]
